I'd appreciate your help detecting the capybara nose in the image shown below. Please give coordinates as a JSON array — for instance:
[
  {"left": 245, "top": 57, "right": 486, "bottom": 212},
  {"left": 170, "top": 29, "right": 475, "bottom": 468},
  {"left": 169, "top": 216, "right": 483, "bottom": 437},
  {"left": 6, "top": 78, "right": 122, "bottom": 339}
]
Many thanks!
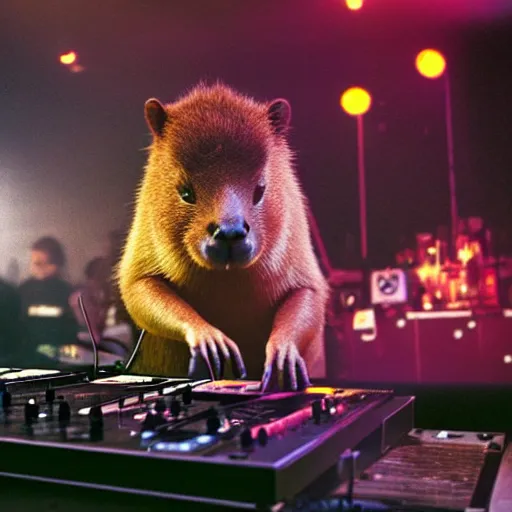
[{"left": 208, "top": 218, "right": 250, "bottom": 243}]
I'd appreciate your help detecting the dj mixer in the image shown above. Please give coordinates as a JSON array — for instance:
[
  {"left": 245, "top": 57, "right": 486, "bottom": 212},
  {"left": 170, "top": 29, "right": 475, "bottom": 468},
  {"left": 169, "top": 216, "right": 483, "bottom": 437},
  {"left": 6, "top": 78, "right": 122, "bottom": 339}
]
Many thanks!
[{"left": 0, "top": 368, "right": 510, "bottom": 511}]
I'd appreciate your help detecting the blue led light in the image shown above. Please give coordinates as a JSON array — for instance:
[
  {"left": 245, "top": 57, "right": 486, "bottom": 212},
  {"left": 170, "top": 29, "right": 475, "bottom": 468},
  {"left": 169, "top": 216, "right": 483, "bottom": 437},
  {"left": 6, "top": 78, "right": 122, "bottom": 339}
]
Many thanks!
[
  {"left": 141, "top": 430, "right": 156, "bottom": 440},
  {"left": 152, "top": 437, "right": 214, "bottom": 453},
  {"left": 196, "top": 434, "right": 214, "bottom": 445}
]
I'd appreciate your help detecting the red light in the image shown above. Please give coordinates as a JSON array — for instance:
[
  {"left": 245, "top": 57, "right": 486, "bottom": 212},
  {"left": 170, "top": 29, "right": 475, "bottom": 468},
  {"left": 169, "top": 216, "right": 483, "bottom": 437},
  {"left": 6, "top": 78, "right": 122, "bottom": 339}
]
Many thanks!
[
  {"left": 60, "top": 52, "right": 77, "bottom": 65},
  {"left": 346, "top": 0, "right": 363, "bottom": 10},
  {"left": 249, "top": 400, "right": 345, "bottom": 439}
]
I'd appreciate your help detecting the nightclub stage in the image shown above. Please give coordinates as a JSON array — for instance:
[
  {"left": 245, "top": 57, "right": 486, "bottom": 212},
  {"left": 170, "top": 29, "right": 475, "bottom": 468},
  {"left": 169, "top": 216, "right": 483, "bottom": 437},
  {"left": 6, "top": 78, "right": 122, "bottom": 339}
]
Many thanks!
[
  {"left": 322, "top": 308, "right": 512, "bottom": 436},
  {"left": 327, "top": 309, "right": 512, "bottom": 385}
]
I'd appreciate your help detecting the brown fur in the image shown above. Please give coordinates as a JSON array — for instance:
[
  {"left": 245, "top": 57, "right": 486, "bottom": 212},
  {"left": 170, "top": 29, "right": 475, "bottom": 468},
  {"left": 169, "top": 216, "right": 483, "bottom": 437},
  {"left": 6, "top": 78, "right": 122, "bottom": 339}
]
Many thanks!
[{"left": 118, "top": 83, "right": 329, "bottom": 380}]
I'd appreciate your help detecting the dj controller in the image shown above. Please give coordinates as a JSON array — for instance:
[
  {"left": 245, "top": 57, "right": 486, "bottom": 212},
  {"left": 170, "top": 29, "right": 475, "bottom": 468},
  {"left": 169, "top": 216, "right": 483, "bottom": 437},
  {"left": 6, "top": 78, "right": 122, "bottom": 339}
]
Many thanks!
[{"left": 0, "top": 368, "right": 511, "bottom": 511}]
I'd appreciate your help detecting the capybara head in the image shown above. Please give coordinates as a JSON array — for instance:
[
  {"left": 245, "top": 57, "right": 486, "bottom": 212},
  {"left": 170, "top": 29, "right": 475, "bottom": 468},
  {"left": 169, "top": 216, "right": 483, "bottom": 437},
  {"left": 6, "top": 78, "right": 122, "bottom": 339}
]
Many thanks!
[{"left": 142, "top": 84, "right": 293, "bottom": 272}]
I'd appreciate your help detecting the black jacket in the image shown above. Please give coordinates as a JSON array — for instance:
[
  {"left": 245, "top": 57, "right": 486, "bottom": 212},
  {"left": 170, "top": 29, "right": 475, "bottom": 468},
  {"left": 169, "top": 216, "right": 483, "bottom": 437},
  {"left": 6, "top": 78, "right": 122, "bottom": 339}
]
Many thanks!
[
  {"left": 0, "top": 279, "right": 22, "bottom": 363},
  {"left": 18, "top": 276, "right": 78, "bottom": 353}
]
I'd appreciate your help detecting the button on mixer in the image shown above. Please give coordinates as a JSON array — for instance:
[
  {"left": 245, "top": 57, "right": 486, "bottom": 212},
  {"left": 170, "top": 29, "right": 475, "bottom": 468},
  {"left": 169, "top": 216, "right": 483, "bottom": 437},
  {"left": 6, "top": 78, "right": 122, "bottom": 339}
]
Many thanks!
[
  {"left": 154, "top": 398, "right": 166, "bottom": 414},
  {"left": 257, "top": 428, "right": 268, "bottom": 447},
  {"left": 89, "top": 405, "right": 103, "bottom": 424},
  {"left": 89, "top": 405, "right": 104, "bottom": 441},
  {"left": 142, "top": 409, "right": 166, "bottom": 431},
  {"left": 142, "top": 412, "right": 157, "bottom": 431},
  {"left": 24, "top": 398, "right": 39, "bottom": 425},
  {"left": 169, "top": 398, "right": 181, "bottom": 418},
  {"left": 240, "top": 428, "right": 254, "bottom": 451},
  {"left": 324, "top": 397, "right": 336, "bottom": 416},
  {"left": 45, "top": 388, "right": 55, "bottom": 404},
  {"left": 58, "top": 400, "right": 71, "bottom": 424},
  {"left": 206, "top": 408, "right": 221, "bottom": 434},
  {"left": 182, "top": 385, "right": 193, "bottom": 406},
  {"left": 0, "top": 383, "right": 11, "bottom": 410},
  {"left": 312, "top": 399, "right": 322, "bottom": 424}
]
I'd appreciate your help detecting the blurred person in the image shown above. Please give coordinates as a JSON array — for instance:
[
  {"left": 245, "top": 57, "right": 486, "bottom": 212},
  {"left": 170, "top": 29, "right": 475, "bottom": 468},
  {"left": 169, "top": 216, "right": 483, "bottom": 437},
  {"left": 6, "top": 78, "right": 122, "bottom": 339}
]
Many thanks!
[
  {"left": 5, "top": 258, "right": 20, "bottom": 285},
  {"left": 18, "top": 236, "right": 78, "bottom": 361},
  {"left": 69, "top": 257, "right": 110, "bottom": 346},
  {"left": 70, "top": 251, "right": 133, "bottom": 358},
  {"left": 104, "top": 229, "right": 135, "bottom": 351}
]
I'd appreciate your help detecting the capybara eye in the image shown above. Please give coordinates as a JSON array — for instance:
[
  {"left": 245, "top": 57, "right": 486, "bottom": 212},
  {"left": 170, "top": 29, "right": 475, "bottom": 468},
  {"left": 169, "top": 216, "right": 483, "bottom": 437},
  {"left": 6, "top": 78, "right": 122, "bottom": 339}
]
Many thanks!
[
  {"left": 253, "top": 184, "right": 266, "bottom": 205},
  {"left": 178, "top": 184, "right": 196, "bottom": 204}
]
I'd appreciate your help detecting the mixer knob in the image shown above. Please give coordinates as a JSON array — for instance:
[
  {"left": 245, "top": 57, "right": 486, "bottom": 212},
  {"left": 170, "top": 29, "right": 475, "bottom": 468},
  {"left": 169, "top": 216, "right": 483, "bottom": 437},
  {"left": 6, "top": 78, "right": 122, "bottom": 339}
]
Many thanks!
[
  {"left": 240, "top": 428, "right": 254, "bottom": 451},
  {"left": 312, "top": 399, "right": 322, "bottom": 425},
  {"left": 324, "top": 398, "right": 336, "bottom": 416},
  {"left": 182, "top": 385, "right": 193, "bottom": 406},
  {"left": 257, "top": 428, "right": 268, "bottom": 447},
  {"left": 89, "top": 427, "right": 104, "bottom": 442},
  {"left": 0, "top": 383, "right": 11, "bottom": 410},
  {"left": 45, "top": 388, "right": 55, "bottom": 404},
  {"left": 169, "top": 398, "right": 181, "bottom": 418},
  {"left": 89, "top": 405, "right": 104, "bottom": 441},
  {"left": 58, "top": 400, "right": 71, "bottom": 424},
  {"left": 90, "top": 405, "right": 103, "bottom": 424},
  {"left": 206, "top": 408, "right": 221, "bottom": 434},
  {"left": 154, "top": 398, "right": 166, "bottom": 414},
  {"left": 142, "top": 412, "right": 157, "bottom": 431},
  {"left": 142, "top": 411, "right": 166, "bottom": 431},
  {"left": 206, "top": 416, "right": 221, "bottom": 434},
  {"left": 24, "top": 398, "right": 39, "bottom": 425}
]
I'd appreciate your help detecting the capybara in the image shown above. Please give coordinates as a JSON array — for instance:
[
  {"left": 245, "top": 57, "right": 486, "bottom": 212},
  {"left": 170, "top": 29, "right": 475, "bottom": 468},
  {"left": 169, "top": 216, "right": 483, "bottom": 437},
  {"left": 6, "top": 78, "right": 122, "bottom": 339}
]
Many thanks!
[{"left": 118, "top": 83, "right": 329, "bottom": 389}]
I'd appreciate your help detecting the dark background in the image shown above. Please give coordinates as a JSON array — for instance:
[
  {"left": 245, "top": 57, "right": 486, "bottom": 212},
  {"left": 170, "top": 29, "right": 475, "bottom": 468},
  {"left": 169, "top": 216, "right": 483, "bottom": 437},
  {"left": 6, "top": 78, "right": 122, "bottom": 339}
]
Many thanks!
[{"left": 1, "top": 0, "right": 512, "bottom": 281}]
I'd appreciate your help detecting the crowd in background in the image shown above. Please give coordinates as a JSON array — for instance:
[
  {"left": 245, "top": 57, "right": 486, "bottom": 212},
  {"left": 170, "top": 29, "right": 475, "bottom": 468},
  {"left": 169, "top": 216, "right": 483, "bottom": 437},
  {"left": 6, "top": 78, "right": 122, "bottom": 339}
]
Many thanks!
[{"left": 0, "top": 231, "right": 135, "bottom": 368}]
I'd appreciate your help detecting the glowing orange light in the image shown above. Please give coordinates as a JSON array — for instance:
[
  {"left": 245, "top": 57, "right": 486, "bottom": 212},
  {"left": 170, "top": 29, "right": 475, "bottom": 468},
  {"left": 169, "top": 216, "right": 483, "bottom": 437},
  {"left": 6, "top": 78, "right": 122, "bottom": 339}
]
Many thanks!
[
  {"left": 422, "top": 294, "right": 433, "bottom": 311},
  {"left": 60, "top": 51, "right": 77, "bottom": 65},
  {"left": 305, "top": 387, "right": 336, "bottom": 395},
  {"left": 415, "top": 49, "right": 446, "bottom": 79},
  {"left": 340, "top": 87, "right": 372, "bottom": 116},
  {"left": 457, "top": 243, "right": 474, "bottom": 266},
  {"left": 346, "top": 0, "right": 363, "bottom": 10}
]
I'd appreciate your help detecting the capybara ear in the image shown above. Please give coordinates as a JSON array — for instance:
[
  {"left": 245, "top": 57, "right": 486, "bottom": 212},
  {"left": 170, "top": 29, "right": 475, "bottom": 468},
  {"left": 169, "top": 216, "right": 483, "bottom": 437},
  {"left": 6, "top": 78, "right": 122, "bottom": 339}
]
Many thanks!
[
  {"left": 144, "top": 98, "right": 168, "bottom": 137},
  {"left": 267, "top": 99, "right": 291, "bottom": 135}
]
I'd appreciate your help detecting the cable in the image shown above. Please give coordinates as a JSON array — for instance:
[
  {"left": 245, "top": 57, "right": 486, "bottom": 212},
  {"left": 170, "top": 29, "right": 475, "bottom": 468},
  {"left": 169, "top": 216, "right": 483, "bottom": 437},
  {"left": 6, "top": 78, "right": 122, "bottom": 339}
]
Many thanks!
[
  {"left": 77, "top": 294, "right": 99, "bottom": 380},
  {"left": 123, "top": 329, "right": 146, "bottom": 372}
]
